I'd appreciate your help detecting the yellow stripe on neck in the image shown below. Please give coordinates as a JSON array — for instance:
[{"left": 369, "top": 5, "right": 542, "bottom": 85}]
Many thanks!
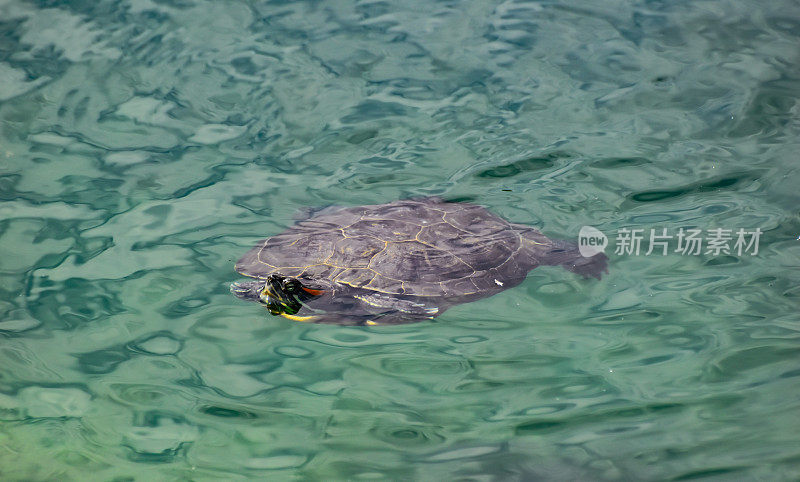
[{"left": 280, "top": 313, "right": 317, "bottom": 322}]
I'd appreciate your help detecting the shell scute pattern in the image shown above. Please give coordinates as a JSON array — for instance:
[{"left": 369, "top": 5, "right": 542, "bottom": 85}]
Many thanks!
[
  {"left": 335, "top": 267, "right": 377, "bottom": 288},
  {"left": 238, "top": 199, "right": 552, "bottom": 298},
  {"left": 328, "top": 235, "right": 385, "bottom": 269},
  {"left": 360, "top": 201, "right": 442, "bottom": 222},
  {"left": 440, "top": 277, "right": 480, "bottom": 297},
  {"left": 444, "top": 206, "right": 512, "bottom": 235},
  {"left": 371, "top": 241, "right": 473, "bottom": 288},
  {"left": 363, "top": 272, "right": 406, "bottom": 295},
  {"left": 259, "top": 232, "right": 336, "bottom": 269},
  {"left": 344, "top": 219, "right": 420, "bottom": 242}
]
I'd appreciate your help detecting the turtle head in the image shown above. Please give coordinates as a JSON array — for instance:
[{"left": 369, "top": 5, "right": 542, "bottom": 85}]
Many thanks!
[{"left": 259, "top": 274, "right": 326, "bottom": 319}]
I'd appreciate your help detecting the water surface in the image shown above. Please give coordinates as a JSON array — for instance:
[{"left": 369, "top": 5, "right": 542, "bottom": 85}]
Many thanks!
[{"left": 1, "top": 0, "right": 799, "bottom": 479}]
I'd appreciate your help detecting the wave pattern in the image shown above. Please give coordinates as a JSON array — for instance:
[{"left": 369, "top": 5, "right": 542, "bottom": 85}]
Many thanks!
[{"left": 1, "top": 0, "right": 799, "bottom": 479}]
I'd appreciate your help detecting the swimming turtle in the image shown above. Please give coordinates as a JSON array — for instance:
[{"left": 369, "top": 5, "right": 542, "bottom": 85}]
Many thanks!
[{"left": 231, "top": 198, "right": 607, "bottom": 325}]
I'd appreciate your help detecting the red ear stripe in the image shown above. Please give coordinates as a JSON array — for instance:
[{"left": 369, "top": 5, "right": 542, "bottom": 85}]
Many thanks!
[{"left": 302, "top": 287, "right": 325, "bottom": 296}]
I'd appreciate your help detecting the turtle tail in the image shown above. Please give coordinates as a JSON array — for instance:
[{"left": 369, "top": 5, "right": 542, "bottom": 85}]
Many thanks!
[
  {"left": 542, "top": 239, "right": 608, "bottom": 280},
  {"left": 517, "top": 226, "right": 608, "bottom": 280}
]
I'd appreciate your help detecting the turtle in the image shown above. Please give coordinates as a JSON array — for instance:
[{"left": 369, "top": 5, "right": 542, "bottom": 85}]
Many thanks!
[{"left": 231, "top": 197, "right": 607, "bottom": 325}]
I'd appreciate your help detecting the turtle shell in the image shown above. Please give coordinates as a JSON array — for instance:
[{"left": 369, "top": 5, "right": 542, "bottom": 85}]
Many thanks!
[{"left": 235, "top": 198, "right": 532, "bottom": 298}]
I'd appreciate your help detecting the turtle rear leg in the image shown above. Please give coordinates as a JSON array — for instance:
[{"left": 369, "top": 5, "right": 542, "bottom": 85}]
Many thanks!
[
  {"left": 541, "top": 239, "right": 608, "bottom": 280},
  {"left": 517, "top": 226, "right": 608, "bottom": 280}
]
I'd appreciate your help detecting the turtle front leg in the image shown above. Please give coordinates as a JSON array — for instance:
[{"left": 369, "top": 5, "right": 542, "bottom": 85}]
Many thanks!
[
  {"left": 230, "top": 279, "right": 265, "bottom": 302},
  {"left": 352, "top": 292, "right": 439, "bottom": 325}
]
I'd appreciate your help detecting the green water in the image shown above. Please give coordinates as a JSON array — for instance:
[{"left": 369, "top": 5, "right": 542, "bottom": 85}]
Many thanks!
[{"left": 2, "top": 0, "right": 800, "bottom": 479}]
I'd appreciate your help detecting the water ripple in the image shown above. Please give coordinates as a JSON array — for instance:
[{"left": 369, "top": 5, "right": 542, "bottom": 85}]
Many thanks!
[{"left": 1, "top": 0, "right": 799, "bottom": 479}]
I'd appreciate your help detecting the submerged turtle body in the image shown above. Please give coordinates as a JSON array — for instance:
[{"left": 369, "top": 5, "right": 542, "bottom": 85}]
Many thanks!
[{"left": 232, "top": 198, "right": 607, "bottom": 325}]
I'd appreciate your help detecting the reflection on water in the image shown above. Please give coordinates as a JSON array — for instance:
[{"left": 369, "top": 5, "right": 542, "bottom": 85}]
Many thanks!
[{"left": 1, "top": 0, "right": 799, "bottom": 479}]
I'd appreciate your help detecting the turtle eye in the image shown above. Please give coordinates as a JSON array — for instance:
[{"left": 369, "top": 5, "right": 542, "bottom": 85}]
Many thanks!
[{"left": 284, "top": 279, "right": 302, "bottom": 293}]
